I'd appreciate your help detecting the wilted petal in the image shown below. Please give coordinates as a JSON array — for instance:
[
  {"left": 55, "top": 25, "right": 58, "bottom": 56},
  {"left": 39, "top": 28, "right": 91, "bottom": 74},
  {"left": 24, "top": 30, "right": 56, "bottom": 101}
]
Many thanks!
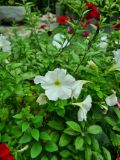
[
  {"left": 105, "top": 93, "right": 118, "bottom": 106},
  {"left": 36, "top": 93, "right": 47, "bottom": 105}
]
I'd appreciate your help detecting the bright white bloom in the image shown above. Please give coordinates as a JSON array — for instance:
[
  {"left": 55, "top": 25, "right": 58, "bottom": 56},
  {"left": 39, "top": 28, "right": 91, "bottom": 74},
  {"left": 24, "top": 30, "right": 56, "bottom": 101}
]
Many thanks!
[
  {"left": 99, "top": 42, "right": 107, "bottom": 49},
  {"left": 99, "top": 35, "right": 108, "bottom": 49},
  {"left": 52, "top": 33, "right": 70, "bottom": 49},
  {"left": 34, "top": 68, "right": 75, "bottom": 101},
  {"left": 113, "top": 49, "right": 120, "bottom": 64},
  {"left": 71, "top": 80, "right": 88, "bottom": 99},
  {"left": 0, "top": 34, "right": 11, "bottom": 52},
  {"left": 72, "top": 95, "right": 92, "bottom": 121},
  {"left": 105, "top": 92, "right": 118, "bottom": 106},
  {"left": 101, "top": 35, "right": 107, "bottom": 41},
  {"left": 36, "top": 93, "right": 47, "bottom": 105}
]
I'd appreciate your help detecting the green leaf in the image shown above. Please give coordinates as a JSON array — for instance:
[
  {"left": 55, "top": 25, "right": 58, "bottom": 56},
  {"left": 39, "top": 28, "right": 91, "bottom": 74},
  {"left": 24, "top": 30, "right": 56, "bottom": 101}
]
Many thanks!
[
  {"left": 66, "top": 121, "right": 81, "bottom": 132},
  {"left": 114, "top": 108, "right": 120, "bottom": 119},
  {"left": 19, "top": 134, "right": 32, "bottom": 144},
  {"left": 32, "top": 115, "right": 43, "bottom": 128},
  {"left": 59, "top": 133, "right": 71, "bottom": 147},
  {"left": 85, "top": 147, "right": 92, "bottom": 160},
  {"left": 74, "top": 136, "right": 84, "bottom": 150},
  {"left": 50, "top": 131, "right": 59, "bottom": 143},
  {"left": 13, "top": 113, "right": 22, "bottom": 119},
  {"left": 41, "top": 156, "right": 48, "bottom": 160},
  {"left": 91, "top": 137, "right": 100, "bottom": 152},
  {"left": 48, "top": 120, "right": 64, "bottom": 130},
  {"left": 64, "top": 128, "right": 79, "bottom": 136},
  {"left": 39, "top": 131, "right": 51, "bottom": 141},
  {"left": 51, "top": 156, "right": 58, "bottom": 160},
  {"left": 22, "top": 122, "right": 29, "bottom": 132},
  {"left": 87, "top": 125, "right": 102, "bottom": 135},
  {"left": 102, "top": 147, "right": 111, "bottom": 160},
  {"left": 31, "top": 128, "right": 39, "bottom": 141},
  {"left": 60, "top": 150, "right": 71, "bottom": 158},
  {"left": 31, "top": 142, "right": 42, "bottom": 158},
  {"left": 104, "top": 116, "right": 116, "bottom": 126},
  {"left": 45, "top": 142, "right": 58, "bottom": 152}
]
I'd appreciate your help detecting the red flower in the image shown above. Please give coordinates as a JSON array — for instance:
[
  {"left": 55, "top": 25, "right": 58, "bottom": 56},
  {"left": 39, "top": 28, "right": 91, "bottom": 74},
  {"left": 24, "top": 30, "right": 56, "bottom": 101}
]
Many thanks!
[
  {"left": 0, "top": 144, "right": 14, "bottom": 160},
  {"left": 82, "top": 31, "right": 90, "bottom": 37},
  {"left": 113, "top": 24, "right": 120, "bottom": 31},
  {"left": 86, "top": 3, "right": 100, "bottom": 21},
  {"left": 116, "top": 157, "right": 120, "bottom": 160},
  {"left": 57, "top": 16, "right": 68, "bottom": 24}
]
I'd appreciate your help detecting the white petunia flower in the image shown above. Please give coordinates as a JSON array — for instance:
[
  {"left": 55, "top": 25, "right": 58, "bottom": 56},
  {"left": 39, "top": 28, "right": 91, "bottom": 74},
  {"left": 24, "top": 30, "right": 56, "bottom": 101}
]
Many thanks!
[
  {"left": 99, "top": 41, "right": 107, "bottom": 49},
  {"left": 52, "top": 33, "right": 70, "bottom": 49},
  {"left": 36, "top": 93, "right": 47, "bottom": 105},
  {"left": 0, "top": 34, "right": 11, "bottom": 52},
  {"left": 34, "top": 68, "right": 75, "bottom": 101},
  {"left": 105, "top": 92, "right": 118, "bottom": 106},
  {"left": 72, "top": 95, "right": 92, "bottom": 121},
  {"left": 101, "top": 35, "right": 107, "bottom": 41},
  {"left": 113, "top": 49, "right": 120, "bottom": 64},
  {"left": 71, "top": 80, "right": 88, "bottom": 99}
]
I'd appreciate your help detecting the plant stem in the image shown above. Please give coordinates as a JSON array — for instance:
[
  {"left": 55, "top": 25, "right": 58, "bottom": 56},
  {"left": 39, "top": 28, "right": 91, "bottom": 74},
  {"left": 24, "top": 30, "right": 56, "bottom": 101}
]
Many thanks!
[{"left": 74, "top": 26, "right": 99, "bottom": 73}]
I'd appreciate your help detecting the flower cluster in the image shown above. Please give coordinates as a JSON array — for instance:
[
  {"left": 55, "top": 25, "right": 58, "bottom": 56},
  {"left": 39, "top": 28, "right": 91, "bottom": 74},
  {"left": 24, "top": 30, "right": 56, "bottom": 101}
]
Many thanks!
[{"left": 0, "top": 144, "right": 14, "bottom": 160}]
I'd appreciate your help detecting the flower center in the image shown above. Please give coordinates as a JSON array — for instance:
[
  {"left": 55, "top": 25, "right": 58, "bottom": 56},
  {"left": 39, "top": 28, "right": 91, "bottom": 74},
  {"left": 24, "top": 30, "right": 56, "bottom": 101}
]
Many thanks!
[{"left": 54, "top": 80, "right": 61, "bottom": 86}]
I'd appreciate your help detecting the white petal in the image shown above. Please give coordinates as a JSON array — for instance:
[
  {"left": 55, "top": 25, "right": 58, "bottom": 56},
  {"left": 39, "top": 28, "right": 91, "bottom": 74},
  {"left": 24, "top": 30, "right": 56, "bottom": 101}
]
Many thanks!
[
  {"left": 101, "top": 36, "right": 107, "bottom": 41},
  {"left": 82, "top": 95, "right": 92, "bottom": 111},
  {"left": 34, "top": 75, "right": 44, "bottom": 84},
  {"left": 78, "top": 107, "right": 87, "bottom": 121},
  {"left": 52, "top": 40, "right": 62, "bottom": 49},
  {"left": 58, "top": 86, "right": 72, "bottom": 99},
  {"left": 71, "top": 80, "right": 88, "bottom": 99},
  {"left": 105, "top": 93, "right": 118, "bottom": 106},
  {"left": 62, "top": 74, "right": 75, "bottom": 87},
  {"left": 45, "top": 87, "right": 60, "bottom": 101}
]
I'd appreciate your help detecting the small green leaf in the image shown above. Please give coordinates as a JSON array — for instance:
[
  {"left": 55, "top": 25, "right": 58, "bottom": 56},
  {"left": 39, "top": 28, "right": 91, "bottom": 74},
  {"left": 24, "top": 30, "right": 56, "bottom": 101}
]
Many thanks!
[
  {"left": 59, "top": 133, "right": 71, "bottom": 147},
  {"left": 31, "top": 142, "right": 42, "bottom": 158},
  {"left": 85, "top": 147, "right": 92, "bottom": 160},
  {"left": 66, "top": 121, "right": 81, "bottom": 132},
  {"left": 22, "top": 122, "right": 29, "bottom": 132},
  {"left": 39, "top": 131, "right": 51, "bottom": 141},
  {"left": 60, "top": 150, "right": 71, "bottom": 158},
  {"left": 19, "top": 134, "right": 32, "bottom": 144},
  {"left": 45, "top": 142, "right": 58, "bottom": 152},
  {"left": 102, "top": 147, "right": 111, "bottom": 160},
  {"left": 41, "top": 156, "right": 48, "bottom": 160},
  {"left": 87, "top": 125, "right": 102, "bottom": 135},
  {"left": 13, "top": 113, "right": 22, "bottom": 119},
  {"left": 74, "top": 136, "right": 84, "bottom": 150},
  {"left": 48, "top": 120, "right": 64, "bottom": 130},
  {"left": 31, "top": 128, "right": 39, "bottom": 141}
]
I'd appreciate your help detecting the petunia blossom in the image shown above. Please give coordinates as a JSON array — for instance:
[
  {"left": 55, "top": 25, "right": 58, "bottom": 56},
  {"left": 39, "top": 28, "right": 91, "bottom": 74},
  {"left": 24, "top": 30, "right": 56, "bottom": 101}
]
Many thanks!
[
  {"left": 113, "top": 49, "right": 120, "bottom": 64},
  {"left": 105, "top": 92, "right": 118, "bottom": 106},
  {"left": 34, "top": 68, "right": 75, "bottom": 101},
  {"left": 52, "top": 33, "right": 70, "bottom": 49},
  {"left": 72, "top": 95, "right": 92, "bottom": 121},
  {"left": 116, "top": 156, "right": 120, "bottom": 160},
  {"left": 0, "top": 34, "right": 11, "bottom": 52}
]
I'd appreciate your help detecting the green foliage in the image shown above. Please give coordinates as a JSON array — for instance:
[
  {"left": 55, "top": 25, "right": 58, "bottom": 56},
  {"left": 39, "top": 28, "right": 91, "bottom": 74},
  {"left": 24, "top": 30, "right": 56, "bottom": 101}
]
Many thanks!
[{"left": 0, "top": 1, "right": 120, "bottom": 160}]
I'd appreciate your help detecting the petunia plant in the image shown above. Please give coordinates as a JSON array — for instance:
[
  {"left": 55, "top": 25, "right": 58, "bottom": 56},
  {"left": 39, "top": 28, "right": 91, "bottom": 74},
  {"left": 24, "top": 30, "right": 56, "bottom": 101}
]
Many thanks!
[{"left": 0, "top": 1, "right": 120, "bottom": 160}]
